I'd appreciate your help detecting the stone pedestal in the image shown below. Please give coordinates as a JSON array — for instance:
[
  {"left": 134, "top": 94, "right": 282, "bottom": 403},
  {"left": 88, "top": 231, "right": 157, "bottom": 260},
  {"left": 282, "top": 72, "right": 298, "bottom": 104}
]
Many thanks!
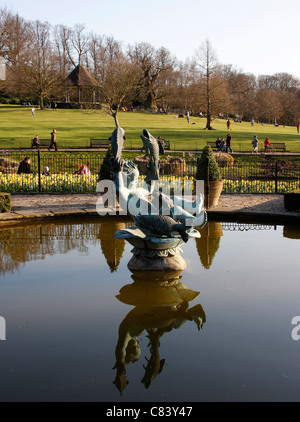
[{"left": 128, "top": 254, "right": 186, "bottom": 271}]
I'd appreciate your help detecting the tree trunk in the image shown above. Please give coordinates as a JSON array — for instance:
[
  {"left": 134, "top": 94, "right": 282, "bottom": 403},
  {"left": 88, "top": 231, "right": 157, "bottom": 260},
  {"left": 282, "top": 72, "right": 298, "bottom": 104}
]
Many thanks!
[
  {"left": 206, "top": 113, "right": 213, "bottom": 130},
  {"left": 145, "top": 90, "right": 157, "bottom": 110},
  {"left": 205, "top": 83, "right": 213, "bottom": 129},
  {"left": 39, "top": 94, "right": 44, "bottom": 110},
  {"left": 112, "top": 110, "right": 120, "bottom": 127}
]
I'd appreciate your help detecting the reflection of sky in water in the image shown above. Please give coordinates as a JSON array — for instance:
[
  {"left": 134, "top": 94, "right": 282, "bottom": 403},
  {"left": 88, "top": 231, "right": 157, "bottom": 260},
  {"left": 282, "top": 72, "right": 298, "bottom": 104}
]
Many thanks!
[{"left": 0, "top": 220, "right": 300, "bottom": 402}]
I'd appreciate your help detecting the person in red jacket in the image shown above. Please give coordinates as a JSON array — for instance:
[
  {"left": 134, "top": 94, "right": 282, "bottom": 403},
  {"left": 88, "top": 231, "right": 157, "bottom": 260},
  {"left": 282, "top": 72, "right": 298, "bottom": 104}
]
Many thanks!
[
  {"left": 264, "top": 137, "right": 271, "bottom": 152},
  {"left": 75, "top": 163, "right": 91, "bottom": 175}
]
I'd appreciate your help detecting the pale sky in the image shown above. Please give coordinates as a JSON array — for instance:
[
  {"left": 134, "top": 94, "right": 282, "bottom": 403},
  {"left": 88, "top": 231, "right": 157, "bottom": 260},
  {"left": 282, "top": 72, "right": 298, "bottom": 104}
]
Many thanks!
[{"left": 3, "top": 0, "right": 300, "bottom": 78}]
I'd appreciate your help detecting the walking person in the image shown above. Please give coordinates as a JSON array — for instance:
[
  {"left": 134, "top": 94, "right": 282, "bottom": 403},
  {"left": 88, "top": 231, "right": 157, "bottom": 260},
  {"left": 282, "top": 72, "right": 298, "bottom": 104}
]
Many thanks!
[
  {"left": 252, "top": 134, "right": 259, "bottom": 153},
  {"left": 32, "top": 135, "right": 40, "bottom": 149},
  {"left": 226, "top": 119, "right": 231, "bottom": 130},
  {"left": 186, "top": 110, "right": 190, "bottom": 123},
  {"left": 297, "top": 122, "right": 300, "bottom": 134},
  {"left": 31, "top": 106, "right": 35, "bottom": 117},
  {"left": 48, "top": 129, "right": 58, "bottom": 151},
  {"left": 226, "top": 133, "right": 233, "bottom": 153}
]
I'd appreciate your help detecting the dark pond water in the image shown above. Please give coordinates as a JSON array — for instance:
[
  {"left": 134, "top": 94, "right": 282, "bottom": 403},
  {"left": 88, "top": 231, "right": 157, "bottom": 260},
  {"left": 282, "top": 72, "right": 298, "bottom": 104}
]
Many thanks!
[{"left": 0, "top": 217, "right": 300, "bottom": 402}]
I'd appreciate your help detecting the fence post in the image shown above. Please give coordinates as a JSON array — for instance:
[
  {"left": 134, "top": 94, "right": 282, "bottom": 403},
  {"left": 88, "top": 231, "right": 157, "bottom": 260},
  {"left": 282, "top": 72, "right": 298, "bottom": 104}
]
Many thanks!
[
  {"left": 206, "top": 157, "right": 209, "bottom": 208},
  {"left": 38, "top": 149, "right": 41, "bottom": 193},
  {"left": 275, "top": 161, "right": 278, "bottom": 193}
]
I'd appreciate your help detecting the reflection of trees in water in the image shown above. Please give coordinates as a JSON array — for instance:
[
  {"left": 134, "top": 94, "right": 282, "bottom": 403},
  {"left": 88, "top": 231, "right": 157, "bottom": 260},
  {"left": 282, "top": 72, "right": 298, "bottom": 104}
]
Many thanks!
[
  {"left": 0, "top": 219, "right": 133, "bottom": 275},
  {"left": 283, "top": 226, "right": 300, "bottom": 240},
  {"left": 195, "top": 222, "right": 223, "bottom": 269},
  {"left": 98, "top": 222, "right": 126, "bottom": 273}
]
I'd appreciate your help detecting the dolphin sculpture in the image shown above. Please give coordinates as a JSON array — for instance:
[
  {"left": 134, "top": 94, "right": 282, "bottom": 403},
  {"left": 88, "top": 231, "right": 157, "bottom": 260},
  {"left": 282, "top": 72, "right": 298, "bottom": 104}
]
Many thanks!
[
  {"left": 139, "top": 129, "right": 160, "bottom": 182},
  {"left": 134, "top": 214, "right": 189, "bottom": 243},
  {"left": 110, "top": 127, "right": 126, "bottom": 160},
  {"left": 141, "top": 329, "right": 165, "bottom": 389}
]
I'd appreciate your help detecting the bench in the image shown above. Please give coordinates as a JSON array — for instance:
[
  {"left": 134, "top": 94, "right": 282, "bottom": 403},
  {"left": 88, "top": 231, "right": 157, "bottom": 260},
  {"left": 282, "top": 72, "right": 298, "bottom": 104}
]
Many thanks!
[
  {"left": 207, "top": 141, "right": 218, "bottom": 151},
  {"left": 31, "top": 139, "right": 51, "bottom": 148},
  {"left": 162, "top": 140, "right": 170, "bottom": 150},
  {"left": 136, "top": 139, "right": 171, "bottom": 152},
  {"left": 267, "top": 142, "right": 286, "bottom": 152},
  {"left": 90, "top": 138, "right": 110, "bottom": 148}
]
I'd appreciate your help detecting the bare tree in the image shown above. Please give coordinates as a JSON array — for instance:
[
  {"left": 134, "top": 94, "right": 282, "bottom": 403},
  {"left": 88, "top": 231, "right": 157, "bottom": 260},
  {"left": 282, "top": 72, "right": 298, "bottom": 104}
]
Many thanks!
[
  {"left": 53, "top": 24, "right": 73, "bottom": 77},
  {"left": 256, "top": 89, "right": 283, "bottom": 123},
  {"left": 0, "top": 9, "right": 32, "bottom": 97},
  {"left": 258, "top": 73, "right": 300, "bottom": 92},
  {"left": 88, "top": 32, "right": 103, "bottom": 77},
  {"left": 277, "top": 90, "right": 300, "bottom": 125},
  {"left": 0, "top": 8, "right": 9, "bottom": 56},
  {"left": 163, "top": 60, "right": 199, "bottom": 112},
  {"left": 194, "top": 39, "right": 232, "bottom": 129},
  {"left": 70, "top": 24, "right": 89, "bottom": 66},
  {"left": 89, "top": 35, "right": 126, "bottom": 108},
  {"left": 102, "top": 52, "right": 140, "bottom": 127},
  {"left": 221, "top": 65, "right": 257, "bottom": 121},
  {"left": 26, "top": 20, "right": 57, "bottom": 108},
  {"left": 257, "top": 72, "right": 300, "bottom": 124},
  {"left": 128, "top": 42, "right": 174, "bottom": 109}
]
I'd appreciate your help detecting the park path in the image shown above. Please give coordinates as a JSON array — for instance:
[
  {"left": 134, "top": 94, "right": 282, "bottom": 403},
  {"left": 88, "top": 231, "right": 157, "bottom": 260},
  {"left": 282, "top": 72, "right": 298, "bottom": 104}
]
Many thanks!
[{"left": 0, "top": 193, "right": 299, "bottom": 225}]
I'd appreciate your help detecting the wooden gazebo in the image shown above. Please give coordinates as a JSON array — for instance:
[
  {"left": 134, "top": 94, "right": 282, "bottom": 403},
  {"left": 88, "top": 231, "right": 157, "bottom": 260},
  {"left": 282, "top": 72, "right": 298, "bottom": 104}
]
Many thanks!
[{"left": 64, "top": 64, "right": 99, "bottom": 104}]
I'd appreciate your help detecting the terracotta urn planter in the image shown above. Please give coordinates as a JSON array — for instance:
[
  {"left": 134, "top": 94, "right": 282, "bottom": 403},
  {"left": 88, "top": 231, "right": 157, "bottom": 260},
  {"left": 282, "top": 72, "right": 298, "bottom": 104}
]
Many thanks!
[{"left": 204, "top": 180, "right": 224, "bottom": 208}]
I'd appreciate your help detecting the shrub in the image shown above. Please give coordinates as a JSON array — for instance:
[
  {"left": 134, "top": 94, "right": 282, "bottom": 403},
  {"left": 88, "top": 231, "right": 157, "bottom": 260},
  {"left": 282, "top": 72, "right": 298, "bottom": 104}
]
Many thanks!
[
  {"left": 0, "top": 192, "right": 11, "bottom": 213},
  {"left": 98, "top": 146, "right": 113, "bottom": 181},
  {"left": 0, "top": 96, "right": 10, "bottom": 104},
  {"left": 215, "top": 152, "right": 234, "bottom": 168},
  {"left": 196, "top": 146, "right": 221, "bottom": 181},
  {"left": 284, "top": 189, "right": 300, "bottom": 211}
]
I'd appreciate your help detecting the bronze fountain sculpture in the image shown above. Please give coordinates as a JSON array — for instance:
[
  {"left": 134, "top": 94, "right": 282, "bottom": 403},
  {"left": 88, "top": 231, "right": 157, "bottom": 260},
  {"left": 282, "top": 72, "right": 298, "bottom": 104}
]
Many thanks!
[{"left": 109, "top": 127, "right": 207, "bottom": 271}]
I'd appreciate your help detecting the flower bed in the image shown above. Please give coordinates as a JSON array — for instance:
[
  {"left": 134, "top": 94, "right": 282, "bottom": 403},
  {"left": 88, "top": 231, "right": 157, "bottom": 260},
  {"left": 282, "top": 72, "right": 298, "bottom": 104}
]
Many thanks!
[
  {"left": 0, "top": 173, "right": 99, "bottom": 193},
  {"left": 0, "top": 172, "right": 299, "bottom": 194}
]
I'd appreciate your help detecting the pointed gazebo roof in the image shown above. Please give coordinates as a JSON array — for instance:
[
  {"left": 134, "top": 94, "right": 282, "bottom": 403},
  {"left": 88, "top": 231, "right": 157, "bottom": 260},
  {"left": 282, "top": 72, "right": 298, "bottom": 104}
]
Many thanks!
[{"left": 65, "top": 64, "right": 98, "bottom": 88}]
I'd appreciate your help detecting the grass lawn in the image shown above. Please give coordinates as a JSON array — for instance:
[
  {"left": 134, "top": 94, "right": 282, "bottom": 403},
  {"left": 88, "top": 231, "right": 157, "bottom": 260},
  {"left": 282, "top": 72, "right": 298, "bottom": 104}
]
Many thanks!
[{"left": 1, "top": 104, "right": 300, "bottom": 152}]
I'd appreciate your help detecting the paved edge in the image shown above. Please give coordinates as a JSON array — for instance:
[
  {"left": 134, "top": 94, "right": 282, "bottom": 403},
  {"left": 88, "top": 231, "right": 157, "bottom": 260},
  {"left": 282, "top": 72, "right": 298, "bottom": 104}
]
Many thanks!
[{"left": 1, "top": 207, "right": 299, "bottom": 228}]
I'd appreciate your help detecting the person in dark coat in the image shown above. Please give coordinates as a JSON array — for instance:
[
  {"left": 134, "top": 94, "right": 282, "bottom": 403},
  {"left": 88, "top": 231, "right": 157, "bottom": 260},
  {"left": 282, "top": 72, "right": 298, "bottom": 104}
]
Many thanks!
[
  {"left": 226, "top": 133, "right": 232, "bottom": 153},
  {"left": 17, "top": 157, "right": 32, "bottom": 174},
  {"left": 48, "top": 129, "right": 58, "bottom": 151},
  {"left": 32, "top": 135, "right": 40, "bottom": 149}
]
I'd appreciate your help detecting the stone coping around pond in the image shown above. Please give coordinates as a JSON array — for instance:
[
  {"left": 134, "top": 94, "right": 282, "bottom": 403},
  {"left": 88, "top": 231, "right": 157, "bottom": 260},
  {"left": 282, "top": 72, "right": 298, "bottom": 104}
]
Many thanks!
[{"left": 0, "top": 193, "right": 299, "bottom": 226}]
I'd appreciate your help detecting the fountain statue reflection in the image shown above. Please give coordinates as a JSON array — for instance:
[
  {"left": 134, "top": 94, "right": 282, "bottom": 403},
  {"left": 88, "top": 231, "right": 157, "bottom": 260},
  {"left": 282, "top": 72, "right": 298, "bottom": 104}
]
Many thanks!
[
  {"left": 113, "top": 270, "right": 206, "bottom": 396},
  {"left": 107, "top": 126, "right": 207, "bottom": 395}
]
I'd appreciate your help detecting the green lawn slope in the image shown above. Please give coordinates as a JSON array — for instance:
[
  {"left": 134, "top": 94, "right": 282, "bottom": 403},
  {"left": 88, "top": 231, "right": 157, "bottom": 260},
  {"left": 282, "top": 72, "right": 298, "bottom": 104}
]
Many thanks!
[{"left": 1, "top": 104, "right": 300, "bottom": 152}]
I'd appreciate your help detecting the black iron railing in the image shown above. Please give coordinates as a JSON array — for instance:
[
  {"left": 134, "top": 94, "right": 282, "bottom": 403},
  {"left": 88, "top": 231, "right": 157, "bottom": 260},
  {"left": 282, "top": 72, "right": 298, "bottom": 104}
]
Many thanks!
[{"left": 0, "top": 150, "right": 299, "bottom": 194}]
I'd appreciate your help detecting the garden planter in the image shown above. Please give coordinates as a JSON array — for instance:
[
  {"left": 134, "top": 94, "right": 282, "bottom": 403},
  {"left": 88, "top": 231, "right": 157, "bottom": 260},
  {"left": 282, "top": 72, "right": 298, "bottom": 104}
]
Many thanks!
[
  {"left": 204, "top": 180, "right": 224, "bottom": 208},
  {"left": 160, "top": 158, "right": 186, "bottom": 175}
]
